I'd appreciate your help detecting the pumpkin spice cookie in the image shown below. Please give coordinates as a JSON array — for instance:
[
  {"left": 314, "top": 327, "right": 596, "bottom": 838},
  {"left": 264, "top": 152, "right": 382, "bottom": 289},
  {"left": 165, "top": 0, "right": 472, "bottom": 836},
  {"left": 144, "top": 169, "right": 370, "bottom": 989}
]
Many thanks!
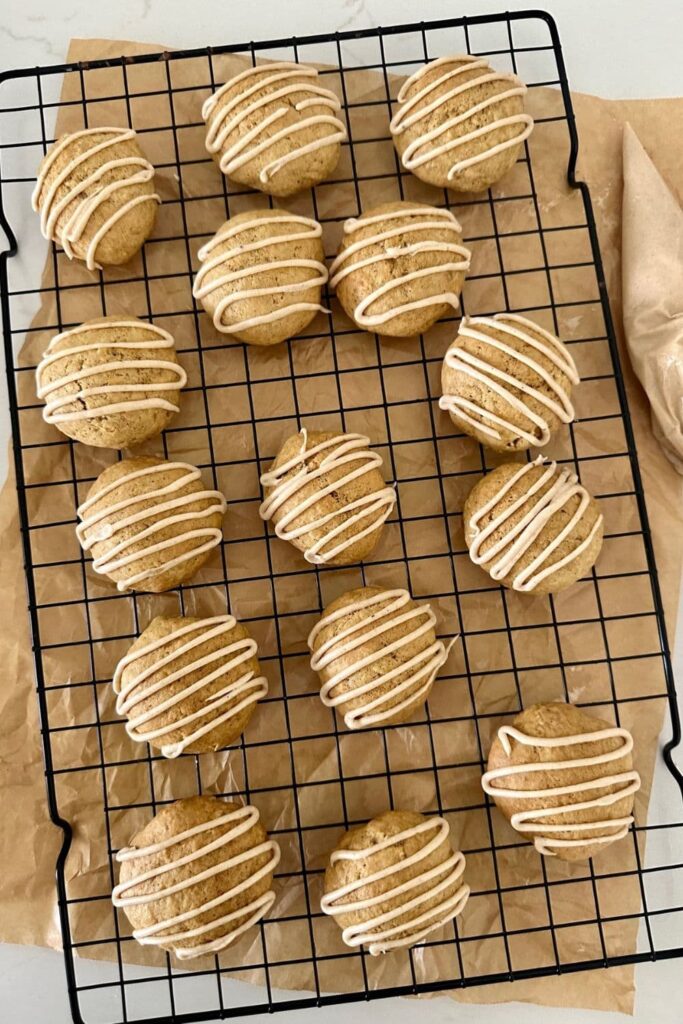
[
  {"left": 482, "top": 702, "right": 641, "bottom": 861},
  {"left": 32, "top": 126, "right": 159, "bottom": 270},
  {"left": 76, "top": 456, "right": 226, "bottom": 593},
  {"left": 36, "top": 316, "right": 186, "bottom": 449},
  {"left": 193, "top": 209, "right": 329, "bottom": 346},
  {"left": 259, "top": 429, "right": 396, "bottom": 566},
  {"left": 321, "top": 810, "right": 469, "bottom": 954},
  {"left": 202, "top": 60, "right": 347, "bottom": 197},
  {"left": 329, "top": 201, "right": 471, "bottom": 337},
  {"left": 112, "top": 795, "right": 280, "bottom": 959},
  {"left": 308, "top": 586, "right": 455, "bottom": 729},
  {"left": 391, "top": 55, "right": 534, "bottom": 193},
  {"left": 463, "top": 457, "right": 603, "bottom": 594},
  {"left": 114, "top": 615, "right": 268, "bottom": 757},
  {"left": 440, "top": 313, "right": 579, "bottom": 452}
]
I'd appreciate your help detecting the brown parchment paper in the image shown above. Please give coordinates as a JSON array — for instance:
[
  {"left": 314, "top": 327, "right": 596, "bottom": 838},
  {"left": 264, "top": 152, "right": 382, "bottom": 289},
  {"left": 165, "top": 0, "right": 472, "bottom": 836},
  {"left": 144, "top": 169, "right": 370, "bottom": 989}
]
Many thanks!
[{"left": 1, "top": 37, "right": 682, "bottom": 1016}]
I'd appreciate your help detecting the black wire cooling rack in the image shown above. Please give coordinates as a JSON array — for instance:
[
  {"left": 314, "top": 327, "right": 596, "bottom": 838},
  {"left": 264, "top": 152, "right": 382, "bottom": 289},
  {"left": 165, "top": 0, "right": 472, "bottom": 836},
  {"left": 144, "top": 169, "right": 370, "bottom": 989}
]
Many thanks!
[{"left": 1, "top": 9, "right": 682, "bottom": 1024}]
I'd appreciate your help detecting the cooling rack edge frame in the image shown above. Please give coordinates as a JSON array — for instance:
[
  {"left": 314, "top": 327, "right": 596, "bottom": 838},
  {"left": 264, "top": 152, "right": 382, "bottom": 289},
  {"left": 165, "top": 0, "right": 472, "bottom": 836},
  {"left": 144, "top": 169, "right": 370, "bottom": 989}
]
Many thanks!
[{"left": 0, "top": 8, "right": 682, "bottom": 1024}]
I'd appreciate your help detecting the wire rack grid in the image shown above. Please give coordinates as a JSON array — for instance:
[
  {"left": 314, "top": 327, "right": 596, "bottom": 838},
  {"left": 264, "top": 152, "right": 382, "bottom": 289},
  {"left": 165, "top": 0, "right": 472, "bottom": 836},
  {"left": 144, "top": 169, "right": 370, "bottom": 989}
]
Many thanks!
[{"left": 0, "top": 9, "right": 682, "bottom": 1024}]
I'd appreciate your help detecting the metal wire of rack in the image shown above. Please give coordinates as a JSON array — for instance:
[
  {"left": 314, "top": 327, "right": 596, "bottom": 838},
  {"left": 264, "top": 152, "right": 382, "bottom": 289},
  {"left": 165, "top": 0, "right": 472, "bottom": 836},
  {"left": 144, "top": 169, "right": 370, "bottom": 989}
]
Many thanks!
[{"left": 0, "top": 9, "right": 682, "bottom": 1024}]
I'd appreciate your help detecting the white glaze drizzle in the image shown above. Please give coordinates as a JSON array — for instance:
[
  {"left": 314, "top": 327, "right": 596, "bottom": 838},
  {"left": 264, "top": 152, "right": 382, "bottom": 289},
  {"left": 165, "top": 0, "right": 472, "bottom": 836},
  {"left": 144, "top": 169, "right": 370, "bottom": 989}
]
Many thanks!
[
  {"left": 468, "top": 456, "right": 603, "bottom": 592},
  {"left": 482, "top": 722, "right": 641, "bottom": 855},
  {"left": 439, "top": 313, "right": 579, "bottom": 446},
  {"left": 36, "top": 320, "right": 187, "bottom": 424},
  {"left": 77, "top": 462, "right": 226, "bottom": 591},
  {"left": 390, "top": 55, "right": 534, "bottom": 181},
  {"left": 308, "top": 589, "right": 456, "bottom": 728},
  {"left": 329, "top": 207, "right": 471, "bottom": 328},
  {"left": 259, "top": 430, "right": 396, "bottom": 565},
  {"left": 112, "top": 804, "right": 280, "bottom": 959},
  {"left": 113, "top": 616, "right": 268, "bottom": 758},
  {"left": 31, "top": 127, "right": 160, "bottom": 271},
  {"left": 321, "top": 816, "right": 469, "bottom": 954},
  {"left": 193, "top": 213, "right": 330, "bottom": 335},
  {"left": 202, "top": 61, "right": 347, "bottom": 184}
]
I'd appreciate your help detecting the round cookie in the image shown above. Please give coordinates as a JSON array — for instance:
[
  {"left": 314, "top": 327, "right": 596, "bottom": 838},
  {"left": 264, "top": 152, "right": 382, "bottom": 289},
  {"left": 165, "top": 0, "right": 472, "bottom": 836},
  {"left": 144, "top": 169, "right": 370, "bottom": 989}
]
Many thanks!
[
  {"left": 329, "top": 202, "right": 471, "bottom": 337},
  {"left": 259, "top": 429, "right": 396, "bottom": 566},
  {"left": 202, "top": 60, "right": 346, "bottom": 198},
  {"left": 482, "top": 702, "right": 641, "bottom": 861},
  {"left": 390, "top": 55, "right": 534, "bottom": 193},
  {"left": 193, "top": 209, "right": 328, "bottom": 346},
  {"left": 439, "top": 313, "right": 579, "bottom": 452},
  {"left": 77, "top": 456, "right": 226, "bottom": 593},
  {"left": 114, "top": 615, "right": 268, "bottom": 757},
  {"left": 36, "top": 316, "right": 186, "bottom": 449},
  {"left": 321, "top": 809, "right": 469, "bottom": 954},
  {"left": 463, "top": 457, "right": 603, "bottom": 594},
  {"left": 32, "top": 126, "right": 159, "bottom": 270},
  {"left": 308, "top": 586, "right": 454, "bottom": 729},
  {"left": 112, "top": 795, "right": 280, "bottom": 959}
]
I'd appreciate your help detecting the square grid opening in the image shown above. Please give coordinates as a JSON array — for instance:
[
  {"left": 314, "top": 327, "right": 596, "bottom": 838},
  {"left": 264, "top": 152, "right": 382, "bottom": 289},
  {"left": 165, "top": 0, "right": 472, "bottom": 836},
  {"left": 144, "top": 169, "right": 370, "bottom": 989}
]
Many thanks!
[{"left": 0, "top": 10, "right": 682, "bottom": 1024}]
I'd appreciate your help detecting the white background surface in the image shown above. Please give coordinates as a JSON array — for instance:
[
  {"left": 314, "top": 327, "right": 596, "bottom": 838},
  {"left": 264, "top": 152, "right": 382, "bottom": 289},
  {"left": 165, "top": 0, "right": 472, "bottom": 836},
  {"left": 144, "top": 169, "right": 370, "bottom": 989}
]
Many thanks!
[{"left": 1, "top": 1, "right": 682, "bottom": 1023}]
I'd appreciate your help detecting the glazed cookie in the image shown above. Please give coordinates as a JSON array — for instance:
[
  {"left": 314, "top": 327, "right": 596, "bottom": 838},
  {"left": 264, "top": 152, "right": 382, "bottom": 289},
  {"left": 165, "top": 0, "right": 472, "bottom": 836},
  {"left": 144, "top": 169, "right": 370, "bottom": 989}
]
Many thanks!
[
  {"left": 32, "top": 126, "right": 159, "bottom": 270},
  {"left": 439, "top": 313, "right": 579, "bottom": 452},
  {"left": 329, "top": 202, "right": 471, "bottom": 337},
  {"left": 259, "top": 429, "right": 396, "bottom": 566},
  {"left": 77, "top": 457, "right": 226, "bottom": 593},
  {"left": 193, "top": 209, "right": 328, "bottom": 346},
  {"left": 35, "top": 317, "right": 186, "bottom": 449},
  {"left": 308, "top": 586, "right": 455, "bottom": 729},
  {"left": 202, "top": 60, "right": 347, "bottom": 197},
  {"left": 112, "top": 795, "right": 280, "bottom": 959},
  {"left": 391, "top": 55, "right": 534, "bottom": 193},
  {"left": 113, "top": 615, "right": 268, "bottom": 757},
  {"left": 463, "top": 457, "right": 603, "bottom": 594},
  {"left": 482, "top": 702, "right": 641, "bottom": 861},
  {"left": 321, "top": 810, "right": 469, "bottom": 954}
]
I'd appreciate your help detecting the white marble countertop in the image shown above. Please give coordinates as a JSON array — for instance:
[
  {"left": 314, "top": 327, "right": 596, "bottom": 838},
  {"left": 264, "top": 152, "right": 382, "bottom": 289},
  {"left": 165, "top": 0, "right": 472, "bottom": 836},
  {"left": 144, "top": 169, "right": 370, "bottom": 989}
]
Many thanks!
[{"left": 1, "top": 1, "right": 682, "bottom": 1023}]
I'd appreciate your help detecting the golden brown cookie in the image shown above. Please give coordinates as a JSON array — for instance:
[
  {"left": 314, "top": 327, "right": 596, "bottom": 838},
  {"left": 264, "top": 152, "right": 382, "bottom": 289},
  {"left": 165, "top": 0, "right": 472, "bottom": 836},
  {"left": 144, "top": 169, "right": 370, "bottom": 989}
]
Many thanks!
[
  {"left": 259, "top": 429, "right": 396, "bottom": 566},
  {"left": 35, "top": 316, "right": 185, "bottom": 449},
  {"left": 463, "top": 458, "right": 603, "bottom": 594},
  {"left": 391, "top": 55, "right": 533, "bottom": 193},
  {"left": 439, "top": 313, "right": 579, "bottom": 452},
  {"left": 193, "top": 208, "right": 328, "bottom": 346},
  {"left": 321, "top": 809, "right": 469, "bottom": 953},
  {"left": 202, "top": 60, "right": 346, "bottom": 197},
  {"left": 308, "top": 586, "right": 454, "bottom": 729},
  {"left": 330, "top": 201, "right": 471, "bottom": 337},
  {"left": 112, "top": 795, "right": 280, "bottom": 959},
  {"left": 482, "top": 702, "right": 641, "bottom": 861},
  {"left": 32, "top": 126, "right": 159, "bottom": 269},
  {"left": 114, "top": 615, "right": 268, "bottom": 757},
  {"left": 76, "top": 456, "right": 226, "bottom": 593}
]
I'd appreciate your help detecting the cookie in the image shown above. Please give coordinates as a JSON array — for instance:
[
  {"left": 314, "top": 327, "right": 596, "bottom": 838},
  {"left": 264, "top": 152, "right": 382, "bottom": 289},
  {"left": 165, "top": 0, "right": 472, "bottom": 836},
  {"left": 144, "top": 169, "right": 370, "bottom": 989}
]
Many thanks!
[
  {"left": 391, "top": 55, "right": 534, "bottom": 193},
  {"left": 321, "top": 810, "right": 469, "bottom": 954},
  {"left": 76, "top": 456, "right": 226, "bottom": 593},
  {"left": 202, "top": 60, "right": 346, "bottom": 197},
  {"left": 463, "top": 457, "right": 603, "bottom": 594},
  {"left": 329, "top": 202, "right": 471, "bottom": 337},
  {"left": 308, "top": 586, "right": 454, "bottom": 729},
  {"left": 114, "top": 615, "right": 268, "bottom": 757},
  {"left": 35, "top": 316, "right": 186, "bottom": 449},
  {"left": 32, "top": 126, "right": 159, "bottom": 270},
  {"left": 259, "top": 429, "right": 396, "bottom": 566},
  {"left": 439, "top": 313, "right": 579, "bottom": 452},
  {"left": 112, "top": 795, "right": 280, "bottom": 959},
  {"left": 482, "top": 702, "right": 641, "bottom": 861},
  {"left": 193, "top": 209, "right": 328, "bottom": 346}
]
